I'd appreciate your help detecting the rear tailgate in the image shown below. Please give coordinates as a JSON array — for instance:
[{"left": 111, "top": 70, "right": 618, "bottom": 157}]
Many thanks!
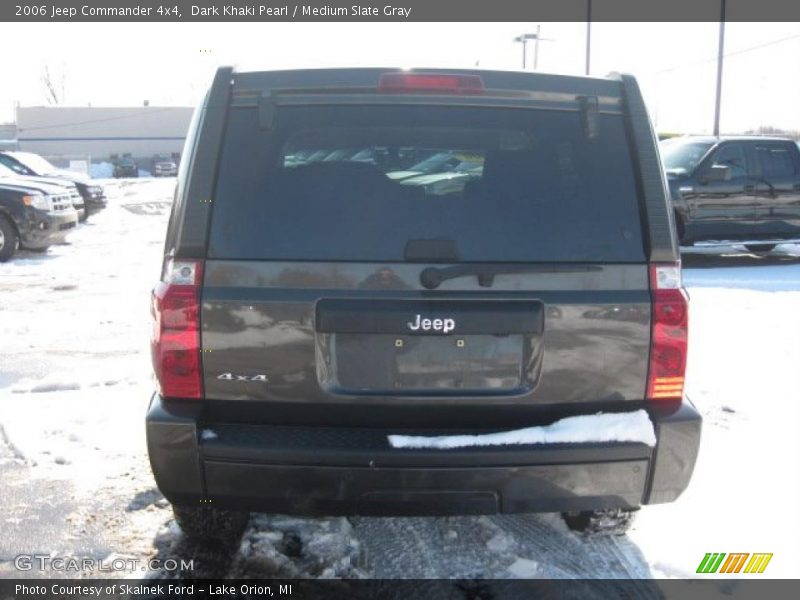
[
  {"left": 200, "top": 75, "right": 651, "bottom": 427},
  {"left": 202, "top": 263, "right": 649, "bottom": 413}
]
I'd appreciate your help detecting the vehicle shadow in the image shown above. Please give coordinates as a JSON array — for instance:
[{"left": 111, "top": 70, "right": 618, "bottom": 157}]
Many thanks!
[
  {"left": 146, "top": 510, "right": 663, "bottom": 597},
  {"left": 148, "top": 522, "right": 241, "bottom": 579},
  {"left": 9, "top": 250, "right": 62, "bottom": 264},
  {"left": 350, "top": 512, "right": 659, "bottom": 581},
  {"left": 681, "top": 247, "right": 800, "bottom": 269},
  {"left": 682, "top": 247, "right": 800, "bottom": 292}
]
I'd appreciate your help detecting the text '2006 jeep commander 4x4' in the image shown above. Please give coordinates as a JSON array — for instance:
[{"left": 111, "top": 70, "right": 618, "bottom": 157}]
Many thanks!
[{"left": 147, "top": 68, "right": 701, "bottom": 542}]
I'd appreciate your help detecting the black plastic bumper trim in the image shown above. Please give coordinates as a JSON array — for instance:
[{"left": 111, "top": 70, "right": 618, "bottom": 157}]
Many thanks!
[
  {"left": 203, "top": 460, "right": 649, "bottom": 516},
  {"left": 645, "top": 397, "right": 702, "bottom": 504},
  {"left": 200, "top": 422, "right": 652, "bottom": 469},
  {"left": 145, "top": 394, "right": 204, "bottom": 505},
  {"left": 146, "top": 394, "right": 701, "bottom": 514}
]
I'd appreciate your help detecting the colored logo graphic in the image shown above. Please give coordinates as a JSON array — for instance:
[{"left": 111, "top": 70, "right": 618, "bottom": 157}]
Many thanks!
[{"left": 696, "top": 553, "right": 773, "bottom": 574}]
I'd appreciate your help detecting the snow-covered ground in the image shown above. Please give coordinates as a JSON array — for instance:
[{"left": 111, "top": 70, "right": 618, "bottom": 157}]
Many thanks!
[{"left": 0, "top": 179, "right": 798, "bottom": 580}]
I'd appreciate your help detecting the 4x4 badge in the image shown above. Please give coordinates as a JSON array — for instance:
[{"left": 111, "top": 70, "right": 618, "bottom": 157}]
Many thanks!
[{"left": 217, "top": 373, "right": 269, "bottom": 382}]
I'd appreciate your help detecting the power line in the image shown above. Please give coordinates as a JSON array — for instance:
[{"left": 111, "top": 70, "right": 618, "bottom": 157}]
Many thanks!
[{"left": 651, "top": 31, "right": 800, "bottom": 77}]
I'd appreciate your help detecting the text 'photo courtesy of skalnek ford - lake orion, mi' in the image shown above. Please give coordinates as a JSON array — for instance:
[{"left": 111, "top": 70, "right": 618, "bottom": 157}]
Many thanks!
[{"left": 1, "top": 2, "right": 800, "bottom": 597}]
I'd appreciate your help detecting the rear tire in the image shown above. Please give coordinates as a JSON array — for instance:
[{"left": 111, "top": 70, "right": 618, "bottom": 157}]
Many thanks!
[
  {"left": 744, "top": 243, "right": 776, "bottom": 254},
  {"left": 562, "top": 508, "right": 637, "bottom": 536},
  {"left": 0, "top": 216, "right": 19, "bottom": 262},
  {"left": 172, "top": 505, "right": 249, "bottom": 544}
]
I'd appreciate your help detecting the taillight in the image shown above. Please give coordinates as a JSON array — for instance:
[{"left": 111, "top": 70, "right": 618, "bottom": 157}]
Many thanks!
[
  {"left": 378, "top": 72, "right": 485, "bottom": 94},
  {"left": 647, "top": 263, "right": 688, "bottom": 401},
  {"left": 151, "top": 259, "right": 204, "bottom": 399}
]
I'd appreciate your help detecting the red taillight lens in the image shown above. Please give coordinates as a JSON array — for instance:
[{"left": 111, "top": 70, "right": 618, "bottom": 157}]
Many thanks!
[
  {"left": 378, "top": 72, "right": 485, "bottom": 94},
  {"left": 647, "top": 263, "right": 688, "bottom": 401},
  {"left": 151, "top": 259, "right": 204, "bottom": 399}
]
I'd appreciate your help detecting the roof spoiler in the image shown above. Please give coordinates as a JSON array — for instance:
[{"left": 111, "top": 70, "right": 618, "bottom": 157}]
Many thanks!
[
  {"left": 173, "top": 66, "right": 233, "bottom": 258},
  {"left": 608, "top": 72, "right": 679, "bottom": 263}
]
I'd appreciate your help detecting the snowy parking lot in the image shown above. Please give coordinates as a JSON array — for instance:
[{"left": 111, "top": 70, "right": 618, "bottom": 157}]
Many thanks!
[{"left": 1, "top": 178, "right": 799, "bottom": 580}]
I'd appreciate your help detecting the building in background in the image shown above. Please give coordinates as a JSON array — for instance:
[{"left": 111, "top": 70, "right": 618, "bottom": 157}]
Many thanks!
[
  {"left": 0, "top": 123, "right": 17, "bottom": 151},
  {"left": 15, "top": 106, "right": 193, "bottom": 173}
]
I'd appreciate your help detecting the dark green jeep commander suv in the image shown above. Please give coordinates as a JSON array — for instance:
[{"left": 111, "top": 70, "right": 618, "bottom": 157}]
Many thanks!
[{"left": 147, "top": 67, "right": 701, "bottom": 542}]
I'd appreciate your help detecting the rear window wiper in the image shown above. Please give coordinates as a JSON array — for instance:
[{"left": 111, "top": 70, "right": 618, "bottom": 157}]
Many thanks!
[{"left": 420, "top": 263, "right": 602, "bottom": 289}]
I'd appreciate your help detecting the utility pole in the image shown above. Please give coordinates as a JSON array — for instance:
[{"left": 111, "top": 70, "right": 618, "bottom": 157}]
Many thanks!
[
  {"left": 713, "top": 0, "right": 726, "bottom": 137},
  {"left": 518, "top": 37, "right": 528, "bottom": 69},
  {"left": 585, "top": 0, "right": 592, "bottom": 75},
  {"left": 533, "top": 25, "right": 542, "bottom": 70},
  {"left": 513, "top": 27, "right": 553, "bottom": 71}
]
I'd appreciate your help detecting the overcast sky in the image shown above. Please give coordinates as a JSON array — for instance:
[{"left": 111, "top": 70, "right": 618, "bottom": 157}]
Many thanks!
[{"left": 2, "top": 22, "right": 799, "bottom": 134}]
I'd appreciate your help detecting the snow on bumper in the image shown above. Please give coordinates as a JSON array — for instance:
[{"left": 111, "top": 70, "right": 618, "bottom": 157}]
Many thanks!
[{"left": 388, "top": 410, "right": 657, "bottom": 450}]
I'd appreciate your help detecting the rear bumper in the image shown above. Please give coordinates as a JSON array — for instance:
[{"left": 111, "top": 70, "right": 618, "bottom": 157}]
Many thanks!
[{"left": 146, "top": 395, "right": 701, "bottom": 516}]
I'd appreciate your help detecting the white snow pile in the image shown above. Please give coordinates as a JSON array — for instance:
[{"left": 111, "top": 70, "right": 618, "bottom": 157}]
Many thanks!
[
  {"left": 388, "top": 410, "right": 656, "bottom": 449},
  {"left": 229, "top": 514, "right": 366, "bottom": 579},
  {"left": 10, "top": 369, "right": 141, "bottom": 394},
  {"left": 89, "top": 161, "right": 114, "bottom": 178}
]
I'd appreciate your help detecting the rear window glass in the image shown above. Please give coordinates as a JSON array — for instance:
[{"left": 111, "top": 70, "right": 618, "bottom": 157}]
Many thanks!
[
  {"left": 209, "top": 105, "right": 644, "bottom": 263},
  {"left": 756, "top": 144, "right": 798, "bottom": 178},
  {"left": 709, "top": 144, "right": 748, "bottom": 178}
]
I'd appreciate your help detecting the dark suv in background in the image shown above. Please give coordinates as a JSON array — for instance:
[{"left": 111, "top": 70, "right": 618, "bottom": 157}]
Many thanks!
[
  {"left": 0, "top": 162, "right": 85, "bottom": 221},
  {"left": 152, "top": 154, "right": 178, "bottom": 177},
  {"left": 147, "top": 67, "right": 701, "bottom": 542},
  {"left": 0, "top": 151, "right": 107, "bottom": 217},
  {"left": 661, "top": 136, "right": 800, "bottom": 253},
  {"left": 0, "top": 176, "right": 78, "bottom": 261},
  {"left": 113, "top": 156, "right": 139, "bottom": 178}
]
